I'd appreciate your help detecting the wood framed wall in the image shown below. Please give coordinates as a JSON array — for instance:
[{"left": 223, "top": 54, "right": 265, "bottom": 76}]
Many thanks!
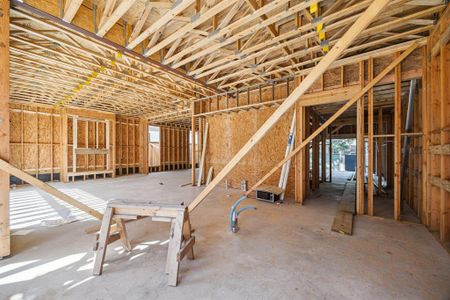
[
  {"left": 203, "top": 49, "right": 423, "bottom": 200},
  {"left": 9, "top": 103, "right": 61, "bottom": 184},
  {"left": 422, "top": 8, "right": 450, "bottom": 244},
  {"left": 159, "top": 124, "right": 190, "bottom": 172},
  {"left": 115, "top": 116, "right": 139, "bottom": 175},
  {"left": 6, "top": 102, "right": 155, "bottom": 185}
]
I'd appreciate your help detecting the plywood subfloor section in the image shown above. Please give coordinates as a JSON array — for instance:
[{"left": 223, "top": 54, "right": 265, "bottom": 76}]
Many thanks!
[{"left": 1, "top": 171, "right": 450, "bottom": 299}]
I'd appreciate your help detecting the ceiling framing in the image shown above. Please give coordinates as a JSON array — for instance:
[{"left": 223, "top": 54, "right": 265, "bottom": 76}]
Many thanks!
[{"left": 8, "top": 0, "right": 446, "bottom": 125}]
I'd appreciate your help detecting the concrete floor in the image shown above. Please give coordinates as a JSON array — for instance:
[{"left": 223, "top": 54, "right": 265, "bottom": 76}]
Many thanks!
[{"left": 1, "top": 170, "right": 449, "bottom": 300}]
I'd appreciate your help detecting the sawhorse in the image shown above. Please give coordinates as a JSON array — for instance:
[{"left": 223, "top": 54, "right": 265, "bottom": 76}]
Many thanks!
[{"left": 92, "top": 200, "right": 195, "bottom": 286}]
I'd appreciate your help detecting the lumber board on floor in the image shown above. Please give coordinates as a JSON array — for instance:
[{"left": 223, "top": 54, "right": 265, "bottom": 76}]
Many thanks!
[
  {"left": 333, "top": 180, "right": 356, "bottom": 235},
  {"left": 332, "top": 211, "right": 354, "bottom": 235},
  {"left": 339, "top": 181, "right": 356, "bottom": 215}
]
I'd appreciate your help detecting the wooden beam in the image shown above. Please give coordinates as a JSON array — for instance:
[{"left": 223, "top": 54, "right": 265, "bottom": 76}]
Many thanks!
[
  {"left": 430, "top": 144, "right": 450, "bottom": 155},
  {"left": 0, "top": 0, "right": 10, "bottom": 257},
  {"left": 129, "top": 1, "right": 152, "bottom": 43},
  {"left": 145, "top": 0, "right": 239, "bottom": 57},
  {"left": 191, "top": 103, "right": 196, "bottom": 186},
  {"left": 368, "top": 57, "right": 374, "bottom": 216},
  {"left": 126, "top": 0, "right": 196, "bottom": 50},
  {"left": 421, "top": 45, "right": 429, "bottom": 226},
  {"left": 432, "top": 24, "right": 450, "bottom": 57},
  {"left": 356, "top": 61, "right": 365, "bottom": 215},
  {"left": 63, "top": 0, "right": 83, "bottom": 23},
  {"left": 246, "top": 43, "right": 419, "bottom": 197},
  {"left": 243, "top": 0, "right": 298, "bottom": 67},
  {"left": 187, "top": 0, "right": 391, "bottom": 212},
  {"left": 394, "top": 52, "right": 402, "bottom": 221},
  {"left": 294, "top": 102, "right": 306, "bottom": 204},
  {"left": 329, "top": 127, "right": 332, "bottom": 182},
  {"left": 97, "top": 0, "right": 137, "bottom": 37}
]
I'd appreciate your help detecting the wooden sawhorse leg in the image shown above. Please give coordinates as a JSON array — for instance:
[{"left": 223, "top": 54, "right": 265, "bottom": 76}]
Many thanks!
[
  {"left": 116, "top": 218, "right": 132, "bottom": 251},
  {"left": 93, "top": 206, "right": 114, "bottom": 275},
  {"left": 166, "top": 209, "right": 195, "bottom": 286}
]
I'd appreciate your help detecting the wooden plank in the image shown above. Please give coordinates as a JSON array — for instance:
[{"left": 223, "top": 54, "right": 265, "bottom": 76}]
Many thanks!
[
  {"left": 167, "top": 211, "right": 184, "bottom": 286},
  {"left": 126, "top": 0, "right": 196, "bottom": 50},
  {"left": 97, "top": 0, "right": 137, "bottom": 37},
  {"left": 331, "top": 211, "right": 354, "bottom": 235},
  {"left": 356, "top": 61, "right": 365, "bottom": 215},
  {"left": 431, "top": 25, "right": 450, "bottom": 57},
  {"left": 128, "top": 1, "right": 152, "bottom": 43},
  {"left": 197, "top": 122, "right": 208, "bottom": 186},
  {"left": 245, "top": 43, "right": 420, "bottom": 196},
  {"left": 0, "top": 158, "right": 103, "bottom": 220},
  {"left": 187, "top": 0, "right": 395, "bottom": 212},
  {"left": 0, "top": 0, "right": 10, "bottom": 257},
  {"left": 75, "top": 148, "right": 109, "bottom": 155},
  {"left": 177, "top": 236, "right": 195, "bottom": 262},
  {"left": 394, "top": 52, "right": 402, "bottom": 221},
  {"left": 430, "top": 144, "right": 450, "bottom": 155},
  {"left": 294, "top": 101, "right": 305, "bottom": 204},
  {"left": 368, "top": 57, "right": 374, "bottom": 216},
  {"left": 93, "top": 206, "right": 114, "bottom": 275},
  {"left": 63, "top": 0, "right": 83, "bottom": 23}
]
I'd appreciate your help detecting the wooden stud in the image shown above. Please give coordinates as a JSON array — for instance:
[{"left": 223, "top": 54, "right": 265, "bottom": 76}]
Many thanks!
[
  {"left": 191, "top": 103, "right": 196, "bottom": 185},
  {"left": 356, "top": 61, "right": 365, "bottom": 215},
  {"left": 394, "top": 52, "right": 402, "bottom": 221},
  {"left": 368, "top": 57, "right": 374, "bottom": 216},
  {"left": 0, "top": 0, "right": 10, "bottom": 257}
]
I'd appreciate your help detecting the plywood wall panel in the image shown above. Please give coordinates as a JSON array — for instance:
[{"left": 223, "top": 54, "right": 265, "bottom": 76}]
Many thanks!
[{"left": 205, "top": 107, "right": 296, "bottom": 197}]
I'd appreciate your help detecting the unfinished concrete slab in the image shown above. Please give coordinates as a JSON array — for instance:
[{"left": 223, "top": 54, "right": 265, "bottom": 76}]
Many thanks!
[{"left": 1, "top": 171, "right": 449, "bottom": 299}]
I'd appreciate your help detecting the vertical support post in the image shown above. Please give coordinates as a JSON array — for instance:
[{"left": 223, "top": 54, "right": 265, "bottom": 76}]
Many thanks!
[
  {"left": 61, "top": 108, "right": 69, "bottom": 182},
  {"left": 356, "top": 61, "right": 365, "bottom": 215},
  {"left": 0, "top": 0, "right": 10, "bottom": 257},
  {"left": 377, "top": 108, "right": 383, "bottom": 194},
  {"left": 111, "top": 115, "right": 116, "bottom": 177},
  {"left": 368, "top": 57, "right": 374, "bottom": 216},
  {"left": 394, "top": 52, "right": 402, "bottom": 221},
  {"left": 295, "top": 103, "right": 305, "bottom": 204},
  {"left": 312, "top": 113, "right": 319, "bottom": 190},
  {"left": 305, "top": 108, "right": 310, "bottom": 197},
  {"left": 321, "top": 130, "right": 326, "bottom": 182},
  {"left": 72, "top": 116, "right": 78, "bottom": 179},
  {"left": 421, "top": 45, "right": 429, "bottom": 226},
  {"left": 328, "top": 127, "right": 332, "bottom": 183},
  {"left": 191, "top": 102, "right": 196, "bottom": 186},
  {"left": 139, "top": 118, "right": 149, "bottom": 174}
]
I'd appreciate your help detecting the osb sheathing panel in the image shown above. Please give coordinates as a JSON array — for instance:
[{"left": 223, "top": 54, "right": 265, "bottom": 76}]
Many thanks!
[
  {"left": 10, "top": 111, "right": 21, "bottom": 143},
  {"left": 205, "top": 107, "right": 296, "bottom": 197},
  {"left": 9, "top": 105, "right": 61, "bottom": 174},
  {"left": 23, "top": 113, "right": 37, "bottom": 143}
]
